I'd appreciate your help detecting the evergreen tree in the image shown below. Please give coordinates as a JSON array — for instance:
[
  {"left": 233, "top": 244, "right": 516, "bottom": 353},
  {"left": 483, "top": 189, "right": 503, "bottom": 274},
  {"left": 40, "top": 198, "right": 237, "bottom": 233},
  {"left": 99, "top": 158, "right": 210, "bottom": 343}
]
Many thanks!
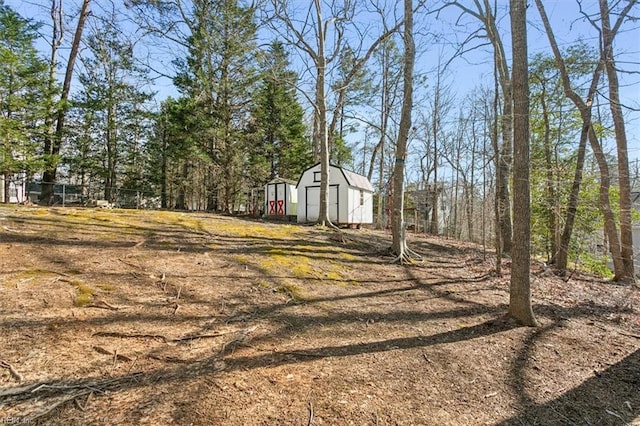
[
  {"left": 246, "top": 41, "right": 311, "bottom": 187},
  {"left": 174, "top": 0, "right": 258, "bottom": 212},
  {"left": 147, "top": 97, "right": 206, "bottom": 209},
  {"left": 0, "top": 2, "right": 48, "bottom": 202},
  {"left": 68, "top": 15, "right": 153, "bottom": 202}
]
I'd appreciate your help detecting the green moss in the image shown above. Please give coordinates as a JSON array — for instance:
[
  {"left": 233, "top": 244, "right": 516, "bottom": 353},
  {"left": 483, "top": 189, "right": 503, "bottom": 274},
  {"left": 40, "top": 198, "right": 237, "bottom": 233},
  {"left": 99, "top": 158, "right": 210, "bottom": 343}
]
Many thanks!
[
  {"left": 275, "top": 283, "right": 306, "bottom": 302},
  {"left": 70, "top": 280, "right": 94, "bottom": 307}
]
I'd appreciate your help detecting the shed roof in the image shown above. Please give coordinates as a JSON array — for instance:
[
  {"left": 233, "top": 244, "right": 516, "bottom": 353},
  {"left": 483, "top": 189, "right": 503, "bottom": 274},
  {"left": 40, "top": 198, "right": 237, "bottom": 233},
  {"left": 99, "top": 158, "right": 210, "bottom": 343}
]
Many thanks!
[
  {"left": 340, "top": 167, "right": 375, "bottom": 192},
  {"left": 297, "top": 163, "right": 374, "bottom": 192},
  {"left": 266, "top": 177, "right": 297, "bottom": 186}
]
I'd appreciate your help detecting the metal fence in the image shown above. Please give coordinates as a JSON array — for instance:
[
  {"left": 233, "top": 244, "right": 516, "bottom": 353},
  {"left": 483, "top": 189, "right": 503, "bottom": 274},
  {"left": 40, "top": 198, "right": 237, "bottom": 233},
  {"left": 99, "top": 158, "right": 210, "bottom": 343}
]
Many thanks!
[{"left": 25, "top": 182, "right": 160, "bottom": 209}]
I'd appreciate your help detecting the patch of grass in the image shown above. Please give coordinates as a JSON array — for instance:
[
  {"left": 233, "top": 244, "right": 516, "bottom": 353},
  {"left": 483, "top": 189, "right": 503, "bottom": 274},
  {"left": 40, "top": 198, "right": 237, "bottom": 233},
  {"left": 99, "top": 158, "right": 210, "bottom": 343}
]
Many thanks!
[
  {"left": 14, "top": 269, "right": 52, "bottom": 279},
  {"left": 324, "top": 271, "right": 344, "bottom": 281},
  {"left": 259, "top": 249, "right": 319, "bottom": 280},
  {"left": 8, "top": 269, "right": 59, "bottom": 286},
  {"left": 214, "top": 222, "right": 297, "bottom": 239},
  {"left": 234, "top": 254, "right": 250, "bottom": 266},
  {"left": 70, "top": 280, "right": 94, "bottom": 307},
  {"left": 339, "top": 252, "right": 357, "bottom": 261},
  {"left": 275, "top": 283, "right": 306, "bottom": 302}
]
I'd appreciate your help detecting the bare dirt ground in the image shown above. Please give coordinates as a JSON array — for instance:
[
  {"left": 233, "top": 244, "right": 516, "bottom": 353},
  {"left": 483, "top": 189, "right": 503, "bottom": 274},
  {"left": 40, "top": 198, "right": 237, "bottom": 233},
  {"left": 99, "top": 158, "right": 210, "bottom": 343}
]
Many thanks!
[{"left": 0, "top": 205, "right": 638, "bottom": 425}]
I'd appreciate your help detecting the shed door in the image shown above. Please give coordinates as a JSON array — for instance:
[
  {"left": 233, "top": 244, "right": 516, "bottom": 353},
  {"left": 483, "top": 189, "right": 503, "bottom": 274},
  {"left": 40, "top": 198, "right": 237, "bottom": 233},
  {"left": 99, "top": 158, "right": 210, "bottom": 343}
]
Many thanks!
[
  {"left": 267, "top": 184, "right": 276, "bottom": 215},
  {"left": 267, "top": 183, "right": 287, "bottom": 215},
  {"left": 306, "top": 185, "right": 338, "bottom": 223},
  {"left": 276, "top": 183, "right": 286, "bottom": 215}
]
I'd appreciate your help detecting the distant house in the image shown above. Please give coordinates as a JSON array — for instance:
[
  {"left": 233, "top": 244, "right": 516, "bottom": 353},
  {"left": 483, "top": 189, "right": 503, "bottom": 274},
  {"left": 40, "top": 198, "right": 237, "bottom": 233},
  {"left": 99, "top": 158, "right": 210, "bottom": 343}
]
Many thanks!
[
  {"left": 296, "top": 163, "right": 374, "bottom": 225},
  {"left": 0, "top": 173, "right": 26, "bottom": 203},
  {"left": 264, "top": 177, "right": 297, "bottom": 220}
]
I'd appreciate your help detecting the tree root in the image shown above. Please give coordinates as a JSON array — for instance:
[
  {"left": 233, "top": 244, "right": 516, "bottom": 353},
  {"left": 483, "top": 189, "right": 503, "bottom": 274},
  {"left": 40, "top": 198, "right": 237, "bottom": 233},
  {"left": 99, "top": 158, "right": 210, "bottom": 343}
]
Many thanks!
[
  {"left": 389, "top": 244, "right": 424, "bottom": 265},
  {"left": 0, "top": 360, "right": 24, "bottom": 382}
]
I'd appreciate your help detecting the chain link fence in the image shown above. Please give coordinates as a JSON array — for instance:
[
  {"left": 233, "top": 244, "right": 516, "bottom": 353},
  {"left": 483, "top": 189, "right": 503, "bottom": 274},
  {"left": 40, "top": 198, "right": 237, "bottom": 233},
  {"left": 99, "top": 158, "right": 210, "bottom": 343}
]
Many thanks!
[{"left": 25, "top": 182, "right": 160, "bottom": 209}]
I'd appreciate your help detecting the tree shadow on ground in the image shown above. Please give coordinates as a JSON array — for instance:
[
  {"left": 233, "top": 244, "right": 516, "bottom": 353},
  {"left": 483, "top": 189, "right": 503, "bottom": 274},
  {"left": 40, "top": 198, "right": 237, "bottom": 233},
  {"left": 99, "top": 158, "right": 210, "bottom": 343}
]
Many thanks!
[
  {"left": 500, "top": 346, "right": 640, "bottom": 425},
  {"left": 0, "top": 314, "right": 516, "bottom": 412}
]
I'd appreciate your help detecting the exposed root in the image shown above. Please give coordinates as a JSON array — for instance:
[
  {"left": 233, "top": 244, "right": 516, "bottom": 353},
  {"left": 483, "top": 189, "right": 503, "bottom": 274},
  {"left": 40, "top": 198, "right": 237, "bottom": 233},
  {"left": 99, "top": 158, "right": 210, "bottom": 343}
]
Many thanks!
[
  {"left": 389, "top": 245, "right": 424, "bottom": 265},
  {"left": 0, "top": 360, "right": 24, "bottom": 382}
]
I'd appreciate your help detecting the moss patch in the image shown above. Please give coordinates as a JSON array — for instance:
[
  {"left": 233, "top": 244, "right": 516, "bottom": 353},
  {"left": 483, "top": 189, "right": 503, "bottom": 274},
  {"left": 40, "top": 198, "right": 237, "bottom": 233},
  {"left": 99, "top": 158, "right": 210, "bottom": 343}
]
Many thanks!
[
  {"left": 275, "top": 283, "right": 306, "bottom": 302},
  {"left": 70, "top": 280, "right": 94, "bottom": 307}
]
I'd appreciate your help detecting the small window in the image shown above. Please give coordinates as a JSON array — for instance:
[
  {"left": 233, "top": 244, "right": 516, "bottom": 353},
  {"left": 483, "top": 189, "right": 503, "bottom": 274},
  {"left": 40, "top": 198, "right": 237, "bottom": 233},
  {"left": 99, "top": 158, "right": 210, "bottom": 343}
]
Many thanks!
[
  {"left": 313, "top": 171, "right": 321, "bottom": 182},
  {"left": 359, "top": 190, "right": 364, "bottom": 206}
]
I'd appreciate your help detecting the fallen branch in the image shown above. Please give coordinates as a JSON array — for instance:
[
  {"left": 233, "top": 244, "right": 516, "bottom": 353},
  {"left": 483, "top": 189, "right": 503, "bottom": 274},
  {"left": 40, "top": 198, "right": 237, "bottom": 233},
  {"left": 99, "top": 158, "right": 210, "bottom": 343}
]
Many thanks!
[
  {"left": 118, "top": 258, "right": 142, "bottom": 270},
  {"left": 307, "top": 400, "right": 314, "bottom": 426},
  {"left": 87, "top": 300, "right": 124, "bottom": 311},
  {"left": 92, "top": 346, "right": 133, "bottom": 362},
  {"left": 74, "top": 391, "right": 93, "bottom": 411},
  {"left": 93, "top": 330, "right": 231, "bottom": 343},
  {"left": 0, "top": 360, "right": 24, "bottom": 382},
  {"left": 31, "top": 393, "right": 85, "bottom": 421},
  {"left": 172, "top": 332, "right": 228, "bottom": 342},
  {"left": 92, "top": 331, "right": 168, "bottom": 342},
  {"left": 148, "top": 354, "right": 189, "bottom": 364}
]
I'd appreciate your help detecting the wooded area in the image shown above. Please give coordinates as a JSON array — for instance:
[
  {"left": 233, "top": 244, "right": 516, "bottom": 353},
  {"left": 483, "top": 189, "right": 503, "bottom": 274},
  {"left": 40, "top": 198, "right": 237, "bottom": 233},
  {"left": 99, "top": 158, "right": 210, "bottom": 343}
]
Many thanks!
[
  {"left": 1, "top": 2, "right": 639, "bottom": 421},
  {"left": 0, "top": 0, "right": 639, "bottom": 282}
]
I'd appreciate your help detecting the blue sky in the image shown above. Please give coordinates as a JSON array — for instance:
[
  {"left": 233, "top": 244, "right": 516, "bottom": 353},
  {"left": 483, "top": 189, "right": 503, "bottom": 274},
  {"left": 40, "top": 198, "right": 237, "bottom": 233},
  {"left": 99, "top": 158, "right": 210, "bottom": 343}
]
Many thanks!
[{"left": 7, "top": 0, "right": 640, "bottom": 163}]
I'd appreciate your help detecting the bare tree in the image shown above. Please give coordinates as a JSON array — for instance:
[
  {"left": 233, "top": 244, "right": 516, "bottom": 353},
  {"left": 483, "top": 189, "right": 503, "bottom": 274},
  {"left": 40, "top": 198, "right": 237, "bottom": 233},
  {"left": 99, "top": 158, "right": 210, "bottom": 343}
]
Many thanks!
[
  {"left": 442, "top": 0, "right": 513, "bottom": 255},
  {"left": 391, "top": 0, "right": 420, "bottom": 263},
  {"left": 509, "top": 0, "right": 537, "bottom": 326},
  {"left": 41, "top": 0, "right": 91, "bottom": 205},
  {"left": 599, "top": 0, "right": 637, "bottom": 283},
  {"left": 268, "top": 1, "right": 403, "bottom": 226},
  {"left": 534, "top": 0, "right": 636, "bottom": 282}
]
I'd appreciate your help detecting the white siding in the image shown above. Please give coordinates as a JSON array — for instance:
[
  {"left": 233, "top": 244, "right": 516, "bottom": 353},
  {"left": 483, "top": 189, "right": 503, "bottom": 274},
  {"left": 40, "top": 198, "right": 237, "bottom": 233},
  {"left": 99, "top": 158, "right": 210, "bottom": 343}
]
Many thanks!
[{"left": 297, "top": 163, "right": 373, "bottom": 225}]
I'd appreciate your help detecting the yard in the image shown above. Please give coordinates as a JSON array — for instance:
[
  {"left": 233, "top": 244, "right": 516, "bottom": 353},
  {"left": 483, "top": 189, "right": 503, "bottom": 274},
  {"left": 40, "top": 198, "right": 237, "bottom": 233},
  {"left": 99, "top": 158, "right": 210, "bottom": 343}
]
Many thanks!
[{"left": 0, "top": 205, "right": 638, "bottom": 425}]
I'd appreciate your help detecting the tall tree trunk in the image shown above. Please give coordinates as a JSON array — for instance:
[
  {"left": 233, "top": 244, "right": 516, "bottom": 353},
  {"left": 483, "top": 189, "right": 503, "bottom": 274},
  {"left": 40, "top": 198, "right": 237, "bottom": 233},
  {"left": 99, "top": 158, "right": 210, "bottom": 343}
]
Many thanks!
[
  {"left": 377, "top": 133, "right": 385, "bottom": 229},
  {"left": 313, "top": 0, "right": 331, "bottom": 226},
  {"left": 535, "top": 0, "right": 630, "bottom": 280},
  {"left": 539, "top": 82, "right": 558, "bottom": 261},
  {"left": 509, "top": 0, "right": 537, "bottom": 326},
  {"left": 41, "top": 0, "right": 91, "bottom": 205},
  {"left": 391, "top": 0, "right": 414, "bottom": 262},
  {"left": 43, "top": 0, "right": 63, "bottom": 192},
  {"left": 492, "top": 63, "right": 502, "bottom": 274},
  {"left": 429, "top": 69, "right": 440, "bottom": 235},
  {"left": 160, "top": 125, "right": 168, "bottom": 209},
  {"left": 600, "top": 0, "right": 636, "bottom": 283}
]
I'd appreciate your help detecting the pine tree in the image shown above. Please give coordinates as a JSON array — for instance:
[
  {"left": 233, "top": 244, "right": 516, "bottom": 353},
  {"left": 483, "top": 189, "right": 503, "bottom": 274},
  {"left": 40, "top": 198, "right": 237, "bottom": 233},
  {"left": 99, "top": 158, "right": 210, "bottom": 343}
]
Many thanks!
[
  {"left": 0, "top": 3, "right": 48, "bottom": 202},
  {"left": 173, "top": 0, "right": 258, "bottom": 212},
  {"left": 246, "top": 41, "right": 311, "bottom": 187},
  {"left": 69, "top": 16, "right": 153, "bottom": 203}
]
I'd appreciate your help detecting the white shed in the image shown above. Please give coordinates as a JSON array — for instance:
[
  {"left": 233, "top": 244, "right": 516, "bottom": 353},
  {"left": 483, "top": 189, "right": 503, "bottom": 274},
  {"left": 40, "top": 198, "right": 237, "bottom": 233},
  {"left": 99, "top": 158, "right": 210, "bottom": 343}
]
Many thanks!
[
  {"left": 265, "top": 177, "right": 297, "bottom": 219},
  {"left": 296, "top": 163, "right": 374, "bottom": 225}
]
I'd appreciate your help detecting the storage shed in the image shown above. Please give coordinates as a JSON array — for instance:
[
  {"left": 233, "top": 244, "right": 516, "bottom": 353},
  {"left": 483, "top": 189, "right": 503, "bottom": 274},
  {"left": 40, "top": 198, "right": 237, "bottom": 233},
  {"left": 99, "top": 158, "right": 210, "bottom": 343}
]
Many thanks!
[
  {"left": 264, "top": 177, "right": 297, "bottom": 220},
  {"left": 296, "top": 163, "right": 374, "bottom": 225}
]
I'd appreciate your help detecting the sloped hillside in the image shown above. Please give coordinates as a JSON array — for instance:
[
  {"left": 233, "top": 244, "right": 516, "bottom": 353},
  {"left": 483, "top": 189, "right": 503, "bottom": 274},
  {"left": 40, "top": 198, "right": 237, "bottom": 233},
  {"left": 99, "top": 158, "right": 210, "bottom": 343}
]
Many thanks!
[{"left": 0, "top": 206, "right": 638, "bottom": 425}]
